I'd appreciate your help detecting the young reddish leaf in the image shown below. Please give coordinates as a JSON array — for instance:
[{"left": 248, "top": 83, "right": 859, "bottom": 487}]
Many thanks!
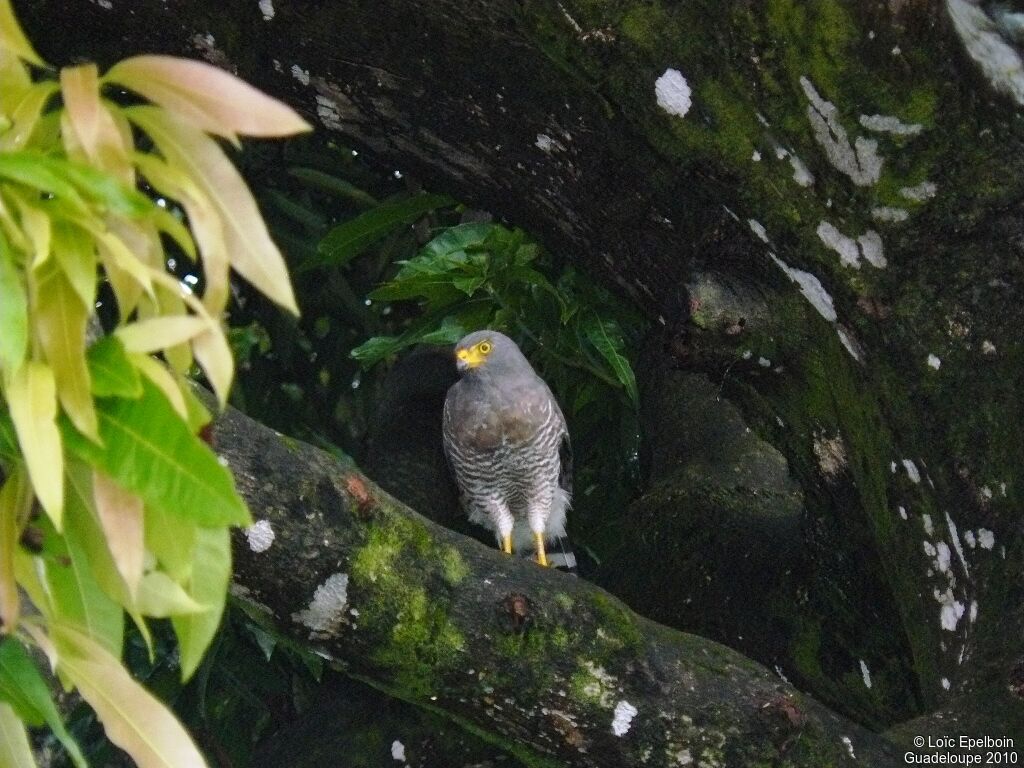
[
  {"left": 33, "top": 260, "right": 99, "bottom": 441},
  {"left": 92, "top": 471, "right": 144, "bottom": 601},
  {"left": 60, "top": 64, "right": 131, "bottom": 183},
  {"left": 6, "top": 361, "right": 63, "bottom": 526},
  {"left": 127, "top": 106, "right": 299, "bottom": 315},
  {"left": 0, "top": 0, "right": 43, "bottom": 66},
  {"left": 172, "top": 527, "right": 229, "bottom": 681},
  {"left": 0, "top": 702, "right": 36, "bottom": 768},
  {"left": 105, "top": 55, "right": 310, "bottom": 140},
  {"left": 53, "top": 624, "right": 209, "bottom": 768}
]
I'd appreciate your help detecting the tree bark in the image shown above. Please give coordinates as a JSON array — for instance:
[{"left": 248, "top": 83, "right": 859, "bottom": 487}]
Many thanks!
[
  {"left": 214, "top": 396, "right": 899, "bottom": 766},
  {"left": 20, "top": 0, "right": 1024, "bottom": 751}
]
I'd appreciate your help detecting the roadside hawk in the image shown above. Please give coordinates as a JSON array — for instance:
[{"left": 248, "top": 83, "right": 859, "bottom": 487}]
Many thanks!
[{"left": 442, "top": 331, "right": 573, "bottom": 567}]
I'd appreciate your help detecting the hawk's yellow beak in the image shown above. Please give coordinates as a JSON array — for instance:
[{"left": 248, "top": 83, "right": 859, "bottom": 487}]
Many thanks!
[{"left": 456, "top": 346, "right": 485, "bottom": 371}]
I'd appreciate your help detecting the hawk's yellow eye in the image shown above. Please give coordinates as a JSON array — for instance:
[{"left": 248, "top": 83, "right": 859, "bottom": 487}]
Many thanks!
[{"left": 478, "top": 341, "right": 492, "bottom": 355}]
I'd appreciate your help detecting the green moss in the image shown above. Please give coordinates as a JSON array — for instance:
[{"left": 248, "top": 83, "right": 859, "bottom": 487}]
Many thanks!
[
  {"left": 351, "top": 525, "right": 404, "bottom": 584},
  {"left": 439, "top": 546, "right": 469, "bottom": 586},
  {"left": 587, "top": 592, "right": 642, "bottom": 651}
]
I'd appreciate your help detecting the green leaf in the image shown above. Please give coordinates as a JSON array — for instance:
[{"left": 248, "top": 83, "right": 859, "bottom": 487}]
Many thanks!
[
  {"left": 309, "top": 193, "right": 454, "bottom": 270},
  {"left": 0, "top": 638, "right": 89, "bottom": 768},
  {"left": 0, "top": 153, "right": 86, "bottom": 214},
  {"left": 420, "top": 221, "right": 494, "bottom": 259},
  {"left": 287, "top": 167, "right": 378, "bottom": 208},
  {"left": 86, "top": 337, "right": 142, "bottom": 399},
  {"left": 0, "top": 0, "right": 44, "bottom": 66},
  {"left": 44, "top": 505, "right": 124, "bottom": 656},
  {"left": 583, "top": 316, "right": 638, "bottom": 405},
  {"left": 0, "top": 410, "right": 18, "bottom": 461},
  {"left": 172, "top": 526, "right": 230, "bottom": 681},
  {"left": 0, "top": 702, "right": 36, "bottom": 768},
  {"left": 0, "top": 232, "right": 27, "bottom": 372},
  {"left": 63, "top": 378, "right": 250, "bottom": 528}
]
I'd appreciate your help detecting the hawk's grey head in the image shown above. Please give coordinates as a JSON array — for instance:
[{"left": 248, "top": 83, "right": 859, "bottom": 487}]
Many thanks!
[{"left": 452, "top": 330, "right": 532, "bottom": 379}]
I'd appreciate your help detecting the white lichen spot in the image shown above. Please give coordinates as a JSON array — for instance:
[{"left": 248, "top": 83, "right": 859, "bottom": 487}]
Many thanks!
[
  {"left": 872, "top": 206, "right": 910, "bottom": 223},
  {"left": 291, "top": 573, "right": 349, "bottom": 638},
  {"left": 258, "top": 0, "right": 275, "bottom": 20},
  {"left": 316, "top": 95, "right": 343, "bottom": 131},
  {"left": 535, "top": 133, "right": 566, "bottom": 153},
  {"left": 291, "top": 64, "right": 310, "bottom": 86},
  {"left": 934, "top": 588, "right": 966, "bottom": 632},
  {"left": 842, "top": 736, "right": 856, "bottom": 759},
  {"left": 900, "top": 181, "right": 938, "bottom": 202},
  {"left": 800, "top": 76, "right": 883, "bottom": 186},
  {"left": 964, "top": 529, "right": 977, "bottom": 548},
  {"left": 858, "top": 113, "right": 923, "bottom": 136},
  {"left": 945, "top": 512, "right": 970, "bottom": 576},
  {"left": 816, "top": 221, "right": 861, "bottom": 268},
  {"left": 941, "top": 677, "right": 951, "bottom": 690},
  {"left": 758, "top": 357, "right": 771, "bottom": 368},
  {"left": 970, "top": 601, "right": 978, "bottom": 623},
  {"left": 675, "top": 749, "right": 694, "bottom": 765},
  {"left": 246, "top": 520, "right": 275, "bottom": 553},
  {"left": 788, "top": 154, "right": 815, "bottom": 187},
  {"left": 927, "top": 354, "right": 941, "bottom": 370},
  {"left": 655, "top": 69, "right": 692, "bottom": 118},
  {"left": 923, "top": 540, "right": 937, "bottom": 557},
  {"left": 977, "top": 528, "right": 995, "bottom": 550},
  {"left": 836, "top": 326, "right": 864, "bottom": 363},
  {"left": 859, "top": 660, "right": 872, "bottom": 688},
  {"left": 902, "top": 459, "right": 921, "bottom": 484},
  {"left": 898, "top": 505, "right": 908, "bottom": 520},
  {"left": 751, "top": 149, "right": 762, "bottom": 161},
  {"left": 769, "top": 253, "right": 837, "bottom": 322},
  {"left": 391, "top": 740, "right": 406, "bottom": 762},
  {"left": 922, "top": 514, "right": 935, "bottom": 536},
  {"left": 947, "top": 0, "right": 1024, "bottom": 107},
  {"left": 981, "top": 340, "right": 997, "bottom": 355},
  {"left": 611, "top": 700, "right": 638, "bottom": 736},
  {"left": 935, "top": 541, "right": 952, "bottom": 573},
  {"left": 857, "top": 230, "right": 887, "bottom": 268},
  {"left": 748, "top": 219, "right": 769, "bottom": 243},
  {"left": 814, "top": 433, "right": 848, "bottom": 478}
]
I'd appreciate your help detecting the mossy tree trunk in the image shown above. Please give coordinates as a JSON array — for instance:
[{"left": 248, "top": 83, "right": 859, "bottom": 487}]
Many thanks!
[{"left": 21, "top": 0, "right": 1024, "bottom": 754}]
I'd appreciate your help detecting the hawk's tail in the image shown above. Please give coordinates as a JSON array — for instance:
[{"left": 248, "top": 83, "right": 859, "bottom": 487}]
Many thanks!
[{"left": 546, "top": 532, "right": 578, "bottom": 573}]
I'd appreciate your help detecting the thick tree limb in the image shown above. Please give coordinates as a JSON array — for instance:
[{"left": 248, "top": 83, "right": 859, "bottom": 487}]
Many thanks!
[{"left": 214, "top": 398, "right": 899, "bottom": 766}]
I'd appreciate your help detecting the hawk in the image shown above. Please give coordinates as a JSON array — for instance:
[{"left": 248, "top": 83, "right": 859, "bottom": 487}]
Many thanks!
[{"left": 442, "top": 331, "right": 573, "bottom": 568}]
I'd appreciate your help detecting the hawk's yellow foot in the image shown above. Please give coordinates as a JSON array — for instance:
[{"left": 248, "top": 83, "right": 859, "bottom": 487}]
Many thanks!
[
  {"left": 534, "top": 532, "right": 548, "bottom": 567},
  {"left": 502, "top": 534, "right": 513, "bottom": 554}
]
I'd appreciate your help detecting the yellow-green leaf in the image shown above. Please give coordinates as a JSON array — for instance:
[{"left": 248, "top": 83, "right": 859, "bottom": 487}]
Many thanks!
[
  {"left": 33, "top": 260, "right": 98, "bottom": 441},
  {"left": 115, "top": 316, "right": 208, "bottom": 354},
  {"left": 105, "top": 55, "right": 310, "bottom": 141},
  {"left": 0, "top": 467, "right": 30, "bottom": 632},
  {"left": 0, "top": 0, "right": 43, "bottom": 66},
  {"left": 6, "top": 360, "right": 63, "bottom": 526},
  {"left": 136, "top": 571, "right": 206, "bottom": 618},
  {"left": 127, "top": 106, "right": 299, "bottom": 315},
  {"left": 0, "top": 702, "right": 36, "bottom": 768},
  {"left": 52, "top": 222, "right": 98, "bottom": 310},
  {"left": 130, "top": 355, "right": 187, "bottom": 419},
  {"left": 0, "top": 81, "right": 58, "bottom": 152},
  {"left": 0, "top": 48, "right": 31, "bottom": 113},
  {"left": 53, "top": 624, "right": 209, "bottom": 768},
  {"left": 0, "top": 233, "right": 27, "bottom": 372},
  {"left": 92, "top": 471, "right": 144, "bottom": 601},
  {"left": 12, "top": 194, "right": 50, "bottom": 267},
  {"left": 192, "top": 325, "right": 234, "bottom": 407},
  {"left": 145, "top": 502, "right": 196, "bottom": 584},
  {"left": 172, "top": 527, "right": 229, "bottom": 681}
]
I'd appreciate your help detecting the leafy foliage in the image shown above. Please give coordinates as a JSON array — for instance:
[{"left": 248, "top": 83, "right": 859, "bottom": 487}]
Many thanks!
[{"left": 0, "top": 3, "right": 306, "bottom": 765}]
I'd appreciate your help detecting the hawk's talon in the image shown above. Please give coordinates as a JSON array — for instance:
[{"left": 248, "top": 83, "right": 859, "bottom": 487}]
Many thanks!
[
  {"left": 534, "top": 532, "right": 548, "bottom": 567},
  {"left": 502, "top": 534, "right": 513, "bottom": 555}
]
